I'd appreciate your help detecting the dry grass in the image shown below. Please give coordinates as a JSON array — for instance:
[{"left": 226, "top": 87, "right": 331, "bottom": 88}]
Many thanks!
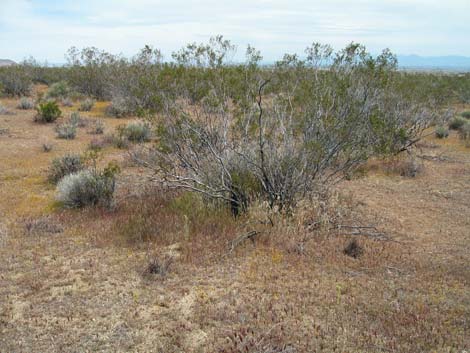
[{"left": 1, "top": 89, "right": 469, "bottom": 352}]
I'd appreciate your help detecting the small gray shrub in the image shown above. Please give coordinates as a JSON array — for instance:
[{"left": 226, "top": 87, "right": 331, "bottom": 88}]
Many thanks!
[
  {"left": 55, "top": 122, "right": 77, "bottom": 139},
  {"left": 0, "top": 104, "right": 14, "bottom": 115},
  {"left": 459, "top": 122, "right": 470, "bottom": 147},
  {"left": 120, "top": 122, "right": 151, "bottom": 142},
  {"left": 88, "top": 119, "right": 105, "bottom": 134},
  {"left": 48, "top": 154, "right": 83, "bottom": 183},
  {"left": 17, "top": 97, "right": 34, "bottom": 110},
  {"left": 69, "top": 111, "right": 87, "bottom": 127},
  {"left": 79, "top": 98, "right": 95, "bottom": 112},
  {"left": 105, "top": 97, "right": 130, "bottom": 118},
  {"left": 61, "top": 97, "right": 73, "bottom": 107},
  {"left": 56, "top": 170, "right": 116, "bottom": 208}
]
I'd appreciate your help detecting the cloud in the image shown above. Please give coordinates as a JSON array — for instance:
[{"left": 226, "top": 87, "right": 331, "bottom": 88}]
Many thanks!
[{"left": 0, "top": 0, "right": 469, "bottom": 62}]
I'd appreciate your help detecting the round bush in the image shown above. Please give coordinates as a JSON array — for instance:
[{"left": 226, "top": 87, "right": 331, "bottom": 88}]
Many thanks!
[
  {"left": 35, "top": 101, "right": 61, "bottom": 123},
  {"left": 460, "top": 111, "right": 470, "bottom": 119},
  {"left": 79, "top": 98, "right": 95, "bottom": 112},
  {"left": 48, "top": 154, "right": 83, "bottom": 183},
  {"left": 434, "top": 126, "right": 449, "bottom": 139},
  {"left": 46, "top": 81, "right": 70, "bottom": 99},
  {"left": 121, "top": 122, "right": 151, "bottom": 142},
  {"left": 17, "top": 97, "right": 34, "bottom": 110},
  {"left": 449, "top": 116, "right": 467, "bottom": 130},
  {"left": 56, "top": 170, "right": 115, "bottom": 208}
]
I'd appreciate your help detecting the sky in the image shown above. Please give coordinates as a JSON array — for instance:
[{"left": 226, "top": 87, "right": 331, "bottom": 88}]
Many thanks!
[{"left": 1, "top": 0, "right": 469, "bottom": 63}]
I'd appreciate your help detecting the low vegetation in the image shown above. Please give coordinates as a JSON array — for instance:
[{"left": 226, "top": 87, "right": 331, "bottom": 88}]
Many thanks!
[
  {"left": 34, "top": 101, "right": 61, "bottom": 123},
  {"left": 17, "top": 96, "right": 34, "bottom": 110},
  {"left": 448, "top": 116, "right": 467, "bottom": 130},
  {"left": 119, "top": 121, "right": 151, "bottom": 142},
  {"left": 78, "top": 98, "right": 95, "bottom": 111},
  {"left": 45, "top": 80, "right": 71, "bottom": 99},
  {"left": 56, "top": 162, "right": 119, "bottom": 208},
  {"left": 55, "top": 122, "right": 77, "bottom": 139},
  {"left": 435, "top": 126, "right": 449, "bottom": 138},
  {"left": 1, "top": 37, "right": 469, "bottom": 352},
  {"left": 48, "top": 154, "right": 84, "bottom": 183}
]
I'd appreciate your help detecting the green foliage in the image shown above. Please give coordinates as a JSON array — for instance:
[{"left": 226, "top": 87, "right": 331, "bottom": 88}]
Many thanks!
[
  {"left": 147, "top": 39, "right": 437, "bottom": 213},
  {"left": 460, "top": 111, "right": 470, "bottom": 119},
  {"left": 449, "top": 116, "right": 467, "bottom": 130},
  {"left": 46, "top": 81, "right": 71, "bottom": 99},
  {"left": 119, "top": 122, "right": 151, "bottom": 142},
  {"left": 35, "top": 101, "right": 61, "bottom": 123},
  {"left": 48, "top": 154, "right": 84, "bottom": 183},
  {"left": 435, "top": 126, "right": 449, "bottom": 139},
  {"left": 0, "top": 64, "right": 33, "bottom": 96},
  {"left": 105, "top": 97, "right": 131, "bottom": 118}
]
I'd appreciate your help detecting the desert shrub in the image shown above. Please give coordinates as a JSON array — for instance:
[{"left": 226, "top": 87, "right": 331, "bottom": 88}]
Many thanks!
[
  {"left": 435, "top": 126, "right": 449, "bottom": 139},
  {"left": 120, "top": 122, "right": 151, "bottom": 142},
  {"left": 45, "top": 81, "right": 70, "bottom": 99},
  {"left": 105, "top": 97, "right": 131, "bottom": 118},
  {"left": 34, "top": 101, "right": 61, "bottom": 123},
  {"left": 48, "top": 154, "right": 83, "bottom": 183},
  {"left": 87, "top": 119, "right": 104, "bottom": 134},
  {"left": 78, "top": 98, "right": 95, "bottom": 111},
  {"left": 61, "top": 97, "right": 73, "bottom": 107},
  {"left": 42, "top": 143, "right": 53, "bottom": 152},
  {"left": 459, "top": 122, "right": 470, "bottom": 147},
  {"left": 0, "top": 65, "right": 33, "bottom": 96},
  {"left": 23, "top": 216, "right": 63, "bottom": 236},
  {"left": 88, "top": 138, "right": 105, "bottom": 151},
  {"left": 56, "top": 163, "right": 119, "bottom": 208},
  {"left": 343, "top": 239, "right": 363, "bottom": 258},
  {"left": 399, "top": 157, "right": 423, "bottom": 178},
  {"left": 139, "top": 39, "right": 436, "bottom": 214},
  {"left": 0, "top": 104, "right": 14, "bottom": 115},
  {"left": 460, "top": 111, "right": 470, "bottom": 119},
  {"left": 55, "top": 122, "right": 77, "bottom": 139},
  {"left": 449, "top": 116, "right": 467, "bottom": 130},
  {"left": 104, "top": 133, "right": 129, "bottom": 149},
  {"left": 144, "top": 255, "right": 173, "bottom": 277},
  {"left": 65, "top": 47, "right": 111, "bottom": 99},
  {"left": 69, "top": 111, "right": 87, "bottom": 127},
  {"left": 17, "top": 97, "right": 34, "bottom": 110}
]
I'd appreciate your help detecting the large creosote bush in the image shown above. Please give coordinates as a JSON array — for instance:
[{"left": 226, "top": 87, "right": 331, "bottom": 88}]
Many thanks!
[
  {"left": 35, "top": 101, "right": 61, "bottom": 123},
  {"left": 56, "top": 163, "right": 119, "bottom": 208},
  {"left": 135, "top": 38, "right": 438, "bottom": 214},
  {"left": 0, "top": 65, "right": 33, "bottom": 96}
]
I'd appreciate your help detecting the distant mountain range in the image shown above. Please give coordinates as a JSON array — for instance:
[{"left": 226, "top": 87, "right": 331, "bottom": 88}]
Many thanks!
[
  {"left": 0, "top": 59, "right": 16, "bottom": 67},
  {"left": 397, "top": 55, "right": 470, "bottom": 71}
]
